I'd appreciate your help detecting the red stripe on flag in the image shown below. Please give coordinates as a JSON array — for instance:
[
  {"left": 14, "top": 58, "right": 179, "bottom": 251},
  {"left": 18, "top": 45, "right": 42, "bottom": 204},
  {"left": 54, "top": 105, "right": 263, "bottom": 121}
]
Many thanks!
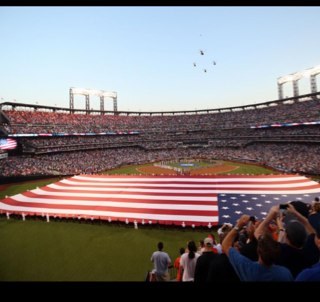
[
  {"left": 22, "top": 191, "right": 216, "bottom": 205},
  {"left": 1, "top": 198, "right": 218, "bottom": 217}
]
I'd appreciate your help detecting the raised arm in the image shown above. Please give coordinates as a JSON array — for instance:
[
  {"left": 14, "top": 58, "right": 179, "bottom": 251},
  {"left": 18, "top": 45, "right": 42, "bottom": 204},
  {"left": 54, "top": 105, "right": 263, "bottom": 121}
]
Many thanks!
[
  {"left": 254, "top": 205, "right": 279, "bottom": 240},
  {"left": 222, "top": 215, "right": 250, "bottom": 257}
]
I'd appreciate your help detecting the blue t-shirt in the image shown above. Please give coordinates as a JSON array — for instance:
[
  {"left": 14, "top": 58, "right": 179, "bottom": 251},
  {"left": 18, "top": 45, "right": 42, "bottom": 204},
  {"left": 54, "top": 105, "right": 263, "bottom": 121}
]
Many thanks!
[
  {"left": 151, "top": 251, "right": 171, "bottom": 275},
  {"left": 228, "top": 247, "right": 293, "bottom": 281},
  {"left": 295, "top": 262, "right": 320, "bottom": 281}
]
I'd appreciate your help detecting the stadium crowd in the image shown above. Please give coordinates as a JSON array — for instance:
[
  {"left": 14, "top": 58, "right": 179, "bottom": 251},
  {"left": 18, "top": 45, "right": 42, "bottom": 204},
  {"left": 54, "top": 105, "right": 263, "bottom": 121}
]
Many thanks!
[
  {"left": 2, "top": 97, "right": 320, "bottom": 134},
  {"left": 1, "top": 143, "right": 320, "bottom": 177},
  {"left": 150, "top": 199, "right": 320, "bottom": 281},
  {"left": 0, "top": 97, "right": 320, "bottom": 176}
]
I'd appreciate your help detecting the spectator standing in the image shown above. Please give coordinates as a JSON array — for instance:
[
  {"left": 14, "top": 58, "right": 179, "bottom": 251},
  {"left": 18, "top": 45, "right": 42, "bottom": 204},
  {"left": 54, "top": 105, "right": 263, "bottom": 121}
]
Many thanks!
[
  {"left": 151, "top": 242, "right": 172, "bottom": 281},
  {"left": 180, "top": 240, "right": 200, "bottom": 282},
  {"left": 194, "top": 237, "right": 218, "bottom": 283},
  {"left": 173, "top": 247, "right": 185, "bottom": 281},
  {"left": 295, "top": 228, "right": 320, "bottom": 281}
]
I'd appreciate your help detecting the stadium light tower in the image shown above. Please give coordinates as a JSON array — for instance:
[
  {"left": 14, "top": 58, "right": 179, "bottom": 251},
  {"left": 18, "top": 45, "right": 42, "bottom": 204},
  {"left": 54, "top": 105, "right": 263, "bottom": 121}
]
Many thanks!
[
  {"left": 100, "top": 91, "right": 117, "bottom": 113},
  {"left": 300, "top": 65, "right": 320, "bottom": 94},
  {"left": 277, "top": 72, "right": 302, "bottom": 100},
  {"left": 69, "top": 87, "right": 118, "bottom": 114},
  {"left": 277, "top": 65, "right": 320, "bottom": 100}
]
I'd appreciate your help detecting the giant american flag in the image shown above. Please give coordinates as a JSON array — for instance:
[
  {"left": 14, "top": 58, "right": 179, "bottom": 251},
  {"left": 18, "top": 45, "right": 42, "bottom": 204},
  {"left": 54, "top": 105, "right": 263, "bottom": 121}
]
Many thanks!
[{"left": 1, "top": 174, "right": 320, "bottom": 226}]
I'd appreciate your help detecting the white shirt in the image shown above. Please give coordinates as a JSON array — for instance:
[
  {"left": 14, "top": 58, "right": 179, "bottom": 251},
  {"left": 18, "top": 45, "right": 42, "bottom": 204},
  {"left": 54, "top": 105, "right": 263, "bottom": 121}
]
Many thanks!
[{"left": 180, "top": 252, "right": 200, "bottom": 281}]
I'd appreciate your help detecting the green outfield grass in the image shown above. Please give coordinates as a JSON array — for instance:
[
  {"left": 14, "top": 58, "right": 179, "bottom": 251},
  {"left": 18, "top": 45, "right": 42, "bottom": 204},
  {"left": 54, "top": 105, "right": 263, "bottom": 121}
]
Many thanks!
[
  {"left": 103, "top": 164, "right": 151, "bottom": 175},
  {"left": 220, "top": 161, "right": 278, "bottom": 175},
  {"left": 0, "top": 160, "right": 318, "bottom": 281},
  {"left": 0, "top": 177, "right": 61, "bottom": 199},
  {"left": 0, "top": 217, "right": 214, "bottom": 281},
  {"left": 312, "top": 175, "right": 320, "bottom": 182}
]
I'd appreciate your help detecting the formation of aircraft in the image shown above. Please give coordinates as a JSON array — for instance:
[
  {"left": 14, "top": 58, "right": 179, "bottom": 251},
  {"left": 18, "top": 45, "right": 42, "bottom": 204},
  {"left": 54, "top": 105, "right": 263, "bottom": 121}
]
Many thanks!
[{"left": 193, "top": 47, "right": 217, "bottom": 73}]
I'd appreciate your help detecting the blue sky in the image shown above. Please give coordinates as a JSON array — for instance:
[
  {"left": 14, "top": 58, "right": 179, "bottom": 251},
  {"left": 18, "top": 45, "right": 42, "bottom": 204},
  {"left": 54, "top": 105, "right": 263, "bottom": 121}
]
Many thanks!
[{"left": 1, "top": 6, "right": 320, "bottom": 112}]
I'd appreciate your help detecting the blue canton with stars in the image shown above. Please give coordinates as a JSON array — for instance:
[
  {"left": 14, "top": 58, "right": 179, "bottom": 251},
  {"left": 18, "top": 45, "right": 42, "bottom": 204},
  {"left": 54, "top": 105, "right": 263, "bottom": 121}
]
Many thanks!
[{"left": 218, "top": 192, "right": 319, "bottom": 225}]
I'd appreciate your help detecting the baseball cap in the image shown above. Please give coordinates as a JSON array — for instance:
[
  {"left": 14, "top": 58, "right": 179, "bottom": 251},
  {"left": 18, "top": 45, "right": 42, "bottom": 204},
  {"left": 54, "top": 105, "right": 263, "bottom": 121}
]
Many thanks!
[
  {"left": 204, "top": 237, "right": 213, "bottom": 246},
  {"left": 285, "top": 220, "right": 307, "bottom": 248}
]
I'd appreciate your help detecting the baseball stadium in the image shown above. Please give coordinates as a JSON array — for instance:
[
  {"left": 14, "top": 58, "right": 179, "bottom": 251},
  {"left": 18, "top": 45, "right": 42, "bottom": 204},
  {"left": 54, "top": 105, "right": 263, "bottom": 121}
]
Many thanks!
[{"left": 1, "top": 66, "right": 320, "bottom": 281}]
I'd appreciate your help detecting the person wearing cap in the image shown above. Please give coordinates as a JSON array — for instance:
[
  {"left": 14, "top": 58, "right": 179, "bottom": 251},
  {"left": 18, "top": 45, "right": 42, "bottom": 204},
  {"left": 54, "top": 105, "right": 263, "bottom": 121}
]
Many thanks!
[
  {"left": 207, "top": 233, "right": 219, "bottom": 254},
  {"left": 194, "top": 237, "right": 219, "bottom": 283},
  {"left": 295, "top": 229, "right": 320, "bottom": 281},
  {"left": 277, "top": 204, "right": 319, "bottom": 277},
  {"left": 207, "top": 224, "right": 240, "bottom": 282},
  {"left": 255, "top": 204, "right": 319, "bottom": 278},
  {"left": 282, "top": 200, "right": 310, "bottom": 226}
]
